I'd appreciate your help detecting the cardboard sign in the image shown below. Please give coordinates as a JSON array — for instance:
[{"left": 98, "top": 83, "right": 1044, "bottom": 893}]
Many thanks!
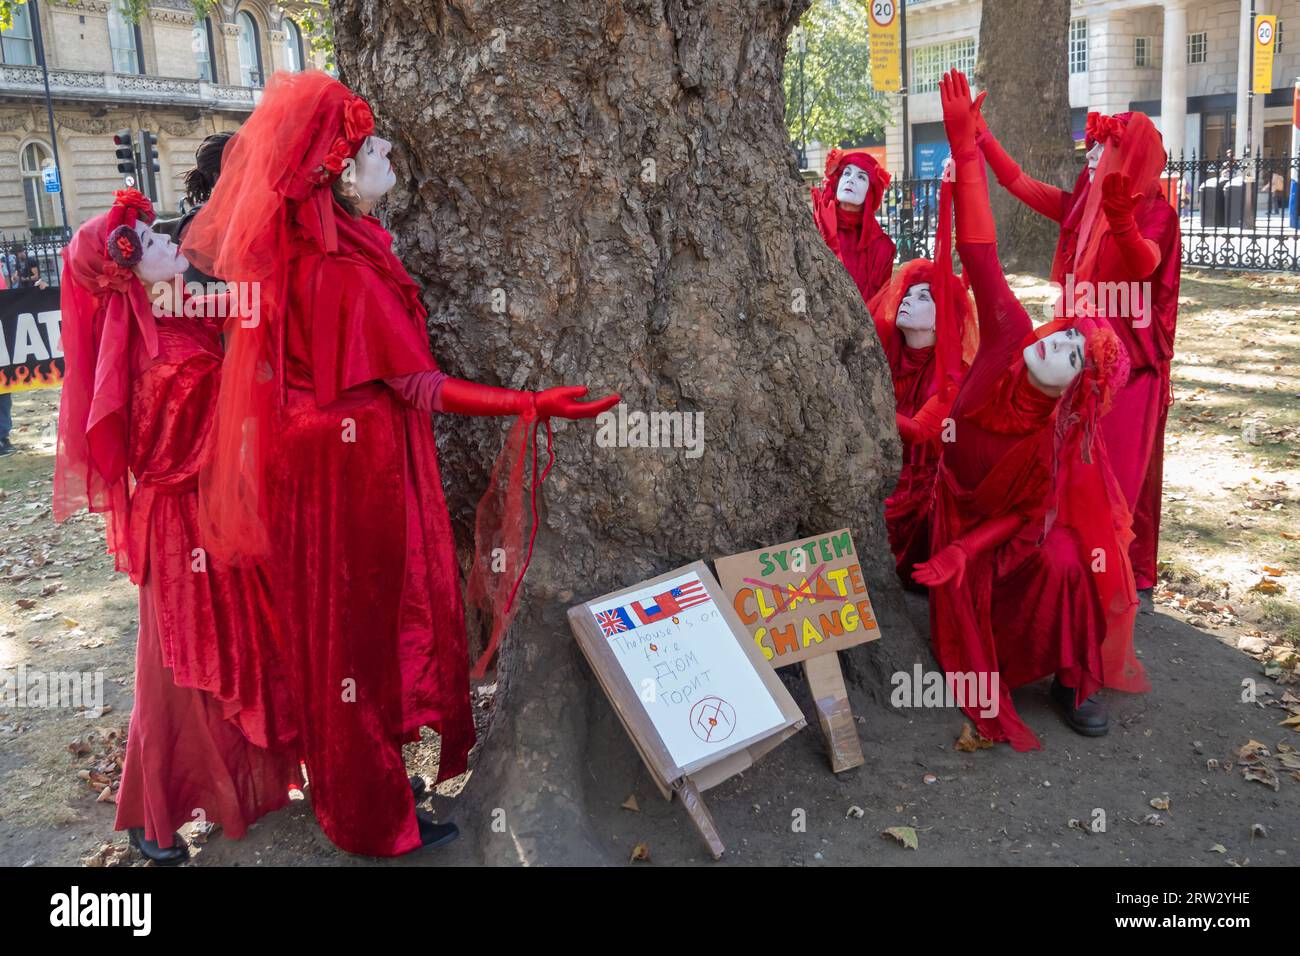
[
  {"left": 714, "top": 528, "right": 879, "bottom": 668},
  {"left": 569, "top": 561, "right": 806, "bottom": 856},
  {"left": 0, "top": 287, "right": 63, "bottom": 394}
]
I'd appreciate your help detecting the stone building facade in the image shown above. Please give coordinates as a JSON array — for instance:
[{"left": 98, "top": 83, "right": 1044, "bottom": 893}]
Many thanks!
[{"left": 0, "top": 0, "right": 327, "bottom": 235}]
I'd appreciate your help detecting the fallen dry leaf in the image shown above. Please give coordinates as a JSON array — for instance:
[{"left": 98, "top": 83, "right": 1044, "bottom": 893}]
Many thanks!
[
  {"left": 629, "top": 842, "right": 650, "bottom": 862},
  {"left": 881, "top": 826, "right": 918, "bottom": 850},
  {"left": 621, "top": 795, "right": 640, "bottom": 813},
  {"left": 954, "top": 723, "right": 995, "bottom": 752}
]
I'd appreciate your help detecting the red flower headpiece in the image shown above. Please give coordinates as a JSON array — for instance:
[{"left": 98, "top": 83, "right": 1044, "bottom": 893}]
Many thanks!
[
  {"left": 1085, "top": 112, "right": 1128, "bottom": 149},
  {"left": 102, "top": 188, "right": 154, "bottom": 269},
  {"left": 319, "top": 94, "right": 375, "bottom": 181}
]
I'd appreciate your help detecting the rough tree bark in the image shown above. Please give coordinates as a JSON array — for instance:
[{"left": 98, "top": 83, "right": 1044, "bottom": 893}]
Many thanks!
[
  {"left": 974, "top": 0, "right": 1076, "bottom": 275},
  {"left": 332, "top": 0, "right": 926, "bottom": 864}
]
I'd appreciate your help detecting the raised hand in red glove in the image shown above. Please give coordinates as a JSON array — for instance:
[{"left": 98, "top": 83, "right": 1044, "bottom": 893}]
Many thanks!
[
  {"left": 939, "top": 69, "right": 982, "bottom": 159},
  {"left": 912, "top": 542, "right": 968, "bottom": 588},
  {"left": 1101, "top": 172, "right": 1142, "bottom": 226}
]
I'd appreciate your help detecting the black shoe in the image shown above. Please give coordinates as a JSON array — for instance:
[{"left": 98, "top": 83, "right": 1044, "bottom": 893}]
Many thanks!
[
  {"left": 0, "top": 439, "right": 14, "bottom": 457},
  {"left": 415, "top": 814, "right": 459, "bottom": 850},
  {"left": 128, "top": 828, "right": 190, "bottom": 866},
  {"left": 410, "top": 775, "right": 427, "bottom": 801},
  {"left": 1050, "top": 677, "right": 1110, "bottom": 736},
  {"left": 1137, "top": 587, "right": 1155, "bottom": 615}
]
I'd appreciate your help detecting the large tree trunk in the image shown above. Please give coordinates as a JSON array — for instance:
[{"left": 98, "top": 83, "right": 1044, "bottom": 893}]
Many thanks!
[
  {"left": 974, "top": 0, "right": 1075, "bottom": 275},
  {"left": 332, "top": 0, "right": 924, "bottom": 864}
]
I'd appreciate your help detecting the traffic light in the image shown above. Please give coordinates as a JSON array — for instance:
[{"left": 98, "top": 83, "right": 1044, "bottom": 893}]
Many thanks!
[
  {"left": 113, "top": 129, "right": 136, "bottom": 182},
  {"left": 139, "top": 130, "right": 160, "bottom": 200}
]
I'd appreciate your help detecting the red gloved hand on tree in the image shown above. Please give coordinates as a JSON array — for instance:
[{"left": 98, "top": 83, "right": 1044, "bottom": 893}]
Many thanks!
[{"left": 912, "top": 542, "right": 968, "bottom": 588}]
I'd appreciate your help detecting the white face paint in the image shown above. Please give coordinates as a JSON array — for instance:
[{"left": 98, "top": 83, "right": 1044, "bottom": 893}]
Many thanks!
[
  {"left": 350, "top": 135, "right": 396, "bottom": 203},
  {"left": 1086, "top": 141, "right": 1104, "bottom": 182},
  {"left": 132, "top": 222, "right": 187, "bottom": 285},
  {"left": 835, "top": 163, "right": 871, "bottom": 208},
  {"left": 1023, "top": 327, "right": 1085, "bottom": 393},
  {"left": 896, "top": 281, "right": 936, "bottom": 348}
]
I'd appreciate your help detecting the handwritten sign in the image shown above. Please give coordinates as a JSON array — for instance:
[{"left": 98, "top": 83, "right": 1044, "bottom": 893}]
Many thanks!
[
  {"left": 588, "top": 569, "right": 790, "bottom": 770},
  {"left": 714, "top": 528, "right": 880, "bottom": 668}
]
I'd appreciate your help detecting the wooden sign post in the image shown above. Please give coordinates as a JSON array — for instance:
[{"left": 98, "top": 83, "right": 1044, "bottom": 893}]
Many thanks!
[
  {"left": 714, "top": 529, "right": 880, "bottom": 773},
  {"left": 568, "top": 561, "right": 806, "bottom": 859}
]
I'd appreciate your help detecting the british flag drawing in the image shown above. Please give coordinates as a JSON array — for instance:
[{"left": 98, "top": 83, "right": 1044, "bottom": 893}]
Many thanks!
[{"left": 595, "top": 607, "right": 634, "bottom": 637}]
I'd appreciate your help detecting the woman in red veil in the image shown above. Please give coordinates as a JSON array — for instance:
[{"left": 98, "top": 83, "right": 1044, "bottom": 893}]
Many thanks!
[
  {"left": 810, "top": 149, "right": 896, "bottom": 305},
  {"left": 54, "top": 189, "right": 298, "bottom": 864},
  {"left": 912, "top": 72, "right": 1147, "bottom": 750},
  {"left": 976, "top": 106, "right": 1180, "bottom": 593},
  {"left": 182, "top": 70, "right": 618, "bottom": 857},
  {"left": 870, "top": 169, "right": 978, "bottom": 587}
]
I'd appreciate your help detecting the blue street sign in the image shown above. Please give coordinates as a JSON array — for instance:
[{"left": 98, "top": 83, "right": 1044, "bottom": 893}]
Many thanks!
[{"left": 41, "top": 167, "right": 60, "bottom": 193}]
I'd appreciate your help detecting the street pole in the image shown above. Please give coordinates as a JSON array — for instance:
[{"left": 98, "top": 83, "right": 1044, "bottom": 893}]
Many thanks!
[
  {"left": 900, "top": 0, "right": 910, "bottom": 180},
  {"left": 29, "top": 0, "right": 69, "bottom": 234},
  {"left": 1246, "top": 0, "right": 1256, "bottom": 157}
]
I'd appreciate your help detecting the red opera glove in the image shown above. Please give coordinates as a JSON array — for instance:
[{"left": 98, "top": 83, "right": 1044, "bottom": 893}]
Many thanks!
[
  {"left": 534, "top": 385, "right": 620, "bottom": 420},
  {"left": 895, "top": 411, "right": 922, "bottom": 444},
  {"left": 912, "top": 543, "right": 968, "bottom": 588},
  {"left": 431, "top": 376, "right": 619, "bottom": 421},
  {"left": 896, "top": 395, "right": 950, "bottom": 445},
  {"left": 940, "top": 70, "right": 996, "bottom": 245},
  {"left": 1099, "top": 172, "right": 1161, "bottom": 279}
]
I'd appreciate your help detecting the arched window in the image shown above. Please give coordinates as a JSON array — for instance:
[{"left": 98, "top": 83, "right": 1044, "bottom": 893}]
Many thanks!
[
  {"left": 237, "top": 11, "right": 264, "bottom": 87},
  {"left": 108, "top": 0, "right": 143, "bottom": 74},
  {"left": 20, "top": 142, "right": 61, "bottom": 230},
  {"left": 1, "top": 1, "right": 36, "bottom": 65},
  {"left": 282, "top": 19, "right": 304, "bottom": 72},
  {"left": 192, "top": 17, "right": 216, "bottom": 82}
]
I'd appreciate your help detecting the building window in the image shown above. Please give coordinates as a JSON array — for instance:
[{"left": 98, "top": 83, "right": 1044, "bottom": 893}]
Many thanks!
[
  {"left": 282, "top": 19, "right": 305, "bottom": 72},
  {"left": 1276, "top": 20, "right": 1284, "bottom": 53},
  {"left": 20, "top": 141, "right": 60, "bottom": 230},
  {"left": 192, "top": 17, "right": 215, "bottom": 82},
  {"left": 1187, "top": 31, "right": 1207, "bottom": 64},
  {"left": 1069, "top": 18, "right": 1088, "bottom": 74},
  {"left": 1, "top": 1, "right": 37, "bottom": 65},
  {"left": 912, "top": 37, "right": 977, "bottom": 95},
  {"left": 108, "top": 0, "right": 143, "bottom": 74},
  {"left": 1135, "top": 35, "right": 1153, "bottom": 68},
  {"left": 237, "top": 11, "right": 264, "bottom": 87}
]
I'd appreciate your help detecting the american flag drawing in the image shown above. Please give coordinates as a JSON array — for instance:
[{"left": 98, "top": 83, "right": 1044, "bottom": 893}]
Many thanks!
[
  {"left": 669, "top": 579, "right": 712, "bottom": 611},
  {"left": 595, "top": 607, "right": 634, "bottom": 637}
]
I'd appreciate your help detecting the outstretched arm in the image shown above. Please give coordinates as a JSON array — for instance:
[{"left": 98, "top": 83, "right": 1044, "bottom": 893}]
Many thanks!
[
  {"left": 940, "top": 69, "right": 1032, "bottom": 347},
  {"left": 976, "top": 127, "right": 1073, "bottom": 223},
  {"left": 388, "top": 371, "right": 619, "bottom": 420}
]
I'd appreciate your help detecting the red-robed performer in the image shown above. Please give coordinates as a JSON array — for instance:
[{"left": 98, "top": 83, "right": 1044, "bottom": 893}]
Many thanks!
[
  {"left": 912, "top": 71, "right": 1148, "bottom": 748},
  {"left": 976, "top": 105, "right": 1180, "bottom": 592},
  {"left": 182, "top": 71, "right": 619, "bottom": 858},
  {"left": 811, "top": 148, "right": 896, "bottom": 305},
  {"left": 53, "top": 189, "right": 298, "bottom": 865},
  {"left": 872, "top": 165, "right": 979, "bottom": 586}
]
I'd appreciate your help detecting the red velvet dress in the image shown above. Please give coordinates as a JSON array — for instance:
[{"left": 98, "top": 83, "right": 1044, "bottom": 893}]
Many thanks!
[
  {"left": 883, "top": 342, "right": 942, "bottom": 583},
  {"left": 114, "top": 316, "right": 299, "bottom": 847},
  {"left": 929, "top": 242, "right": 1147, "bottom": 750},
  {"left": 267, "top": 208, "right": 474, "bottom": 857}
]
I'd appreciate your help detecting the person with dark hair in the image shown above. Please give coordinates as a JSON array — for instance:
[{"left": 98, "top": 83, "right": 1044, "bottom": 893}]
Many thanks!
[{"left": 153, "top": 131, "right": 234, "bottom": 284}]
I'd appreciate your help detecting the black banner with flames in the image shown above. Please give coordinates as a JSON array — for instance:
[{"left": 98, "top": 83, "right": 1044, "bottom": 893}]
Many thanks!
[{"left": 0, "top": 286, "right": 62, "bottom": 394}]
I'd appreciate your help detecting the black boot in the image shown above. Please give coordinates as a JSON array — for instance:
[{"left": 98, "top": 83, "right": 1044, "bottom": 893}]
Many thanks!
[
  {"left": 410, "top": 775, "right": 427, "bottom": 801},
  {"left": 128, "top": 828, "right": 189, "bottom": 866},
  {"left": 1050, "top": 677, "right": 1109, "bottom": 737},
  {"left": 415, "top": 813, "right": 459, "bottom": 850}
]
